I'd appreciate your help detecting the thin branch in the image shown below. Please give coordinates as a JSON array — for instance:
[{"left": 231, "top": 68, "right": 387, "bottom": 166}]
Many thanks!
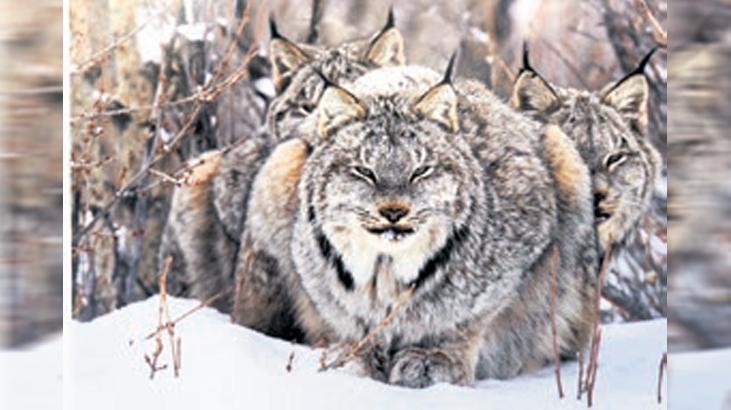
[
  {"left": 72, "top": 18, "right": 151, "bottom": 75},
  {"left": 549, "top": 247, "right": 565, "bottom": 399},
  {"left": 585, "top": 236, "right": 613, "bottom": 407},
  {"left": 144, "top": 289, "right": 228, "bottom": 341},
  {"left": 635, "top": 0, "right": 667, "bottom": 48},
  {"left": 306, "top": 0, "right": 325, "bottom": 44},
  {"left": 320, "top": 286, "right": 415, "bottom": 371},
  {"left": 72, "top": 47, "right": 258, "bottom": 243},
  {"left": 576, "top": 350, "right": 584, "bottom": 400},
  {"left": 657, "top": 352, "right": 667, "bottom": 404}
]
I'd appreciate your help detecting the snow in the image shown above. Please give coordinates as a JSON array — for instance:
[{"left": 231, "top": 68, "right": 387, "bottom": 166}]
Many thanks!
[
  {"left": 0, "top": 335, "right": 62, "bottom": 410},
  {"left": 670, "top": 348, "right": 731, "bottom": 410},
  {"left": 61, "top": 297, "right": 668, "bottom": 409}
]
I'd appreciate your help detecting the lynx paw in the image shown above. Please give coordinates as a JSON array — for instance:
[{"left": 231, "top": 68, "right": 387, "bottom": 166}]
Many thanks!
[{"left": 388, "top": 347, "right": 470, "bottom": 388}]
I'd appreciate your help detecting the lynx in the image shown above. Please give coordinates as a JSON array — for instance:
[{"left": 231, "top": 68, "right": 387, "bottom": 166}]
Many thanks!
[
  {"left": 512, "top": 46, "right": 662, "bottom": 251},
  {"left": 159, "top": 12, "right": 405, "bottom": 311},
  {"left": 235, "top": 57, "right": 598, "bottom": 382},
  {"left": 279, "top": 60, "right": 596, "bottom": 387}
]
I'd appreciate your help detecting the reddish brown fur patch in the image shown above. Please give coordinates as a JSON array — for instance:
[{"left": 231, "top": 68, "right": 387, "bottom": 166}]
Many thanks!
[
  {"left": 185, "top": 150, "right": 222, "bottom": 186},
  {"left": 257, "top": 139, "right": 309, "bottom": 209},
  {"left": 542, "top": 126, "right": 591, "bottom": 204}
]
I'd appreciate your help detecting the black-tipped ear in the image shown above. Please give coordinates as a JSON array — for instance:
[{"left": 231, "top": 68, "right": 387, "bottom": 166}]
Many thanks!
[
  {"left": 414, "top": 53, "right": 459, "bottom": 132},
  {"left": 269, "top": 15, "right": 310, "bottom": 93},
  {"left": 601, "top": 49, "right": 655, "bottom": 133},
  {"left": 366, "top": 7, "right": 405, "bottom": 67},
  {"left": 511, "top": 43, "right": 561, "bottom": 114},
  {"left": 519, "top": 42, "right": 533, "bottom": 74},
  {"left": 269, "top": 16, "right": 281, "bottom": 40},
  {"left": 441, "top": 51, "right": 457, "bottom": 85},
  {"left": 318, "top": 82, "right": 366, "bottom": 139}
]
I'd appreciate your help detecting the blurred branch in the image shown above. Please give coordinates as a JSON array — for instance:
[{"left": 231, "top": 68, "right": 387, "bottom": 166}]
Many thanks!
[
  {"left": 306, "top": 0, "right": 326, "bottom": 44},
  {"left": 635, "top": 0, "right": 667, "bottom": 48},
  {"left": 71, "top": 18, "right": 150, "bottom": 75}
]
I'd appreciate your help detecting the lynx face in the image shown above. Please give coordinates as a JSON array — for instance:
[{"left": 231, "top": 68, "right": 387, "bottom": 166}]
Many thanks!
[
  {"left": 266, "top": 12, "right": 405, "bottom": 142},
  {"left": 512, "top": 50, "right": 661, "bottom": 248},
  {"left": 304, "top": 81, "right": 475, "bottom": 287}
]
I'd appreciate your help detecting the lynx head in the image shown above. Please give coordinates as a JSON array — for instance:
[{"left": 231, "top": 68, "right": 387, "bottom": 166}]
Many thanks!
[
  {"left": 512, "top": 45, "right": 661, "bottom": 249},
  {"left": 303, "top": 56, "right": 476, "bottom": 287},
  {"left": 266, "top": 10, "right": 405, "bottom": 142}
]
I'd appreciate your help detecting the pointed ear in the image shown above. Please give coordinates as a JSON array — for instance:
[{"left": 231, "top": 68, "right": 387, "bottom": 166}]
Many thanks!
[
  {"left": 601, "top": 49, "right": 656, "bottom": 133},
  {"left": 318, "top": 86, "right": 366, "bottom": 139},
  {"left": 366, "top": 8, "right": 405, "bottom": 67},
  {"left": 413, "top": 53, "right": 459, "bottom": 132},
  {"left": 269, "top": 17, "right": 310, "bottom": 93},
  {"left": 511, "top": 43, "right": 560, "bottom": 113},
  {"left": 601, "top": 75, "right": 649, "bottom": 132}
]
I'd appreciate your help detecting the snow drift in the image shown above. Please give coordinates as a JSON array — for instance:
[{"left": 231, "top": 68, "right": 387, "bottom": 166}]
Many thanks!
[{"left": 65, "top": 297, "right": 669, "bottom": 409}]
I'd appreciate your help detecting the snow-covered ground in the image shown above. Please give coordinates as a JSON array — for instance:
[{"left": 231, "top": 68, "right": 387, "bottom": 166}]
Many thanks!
[
  {"left": 62, "top": 297, "right": 668, "bottom": 410},
  {"left": 670, "top": 347, "right": 731, "bottom": 410},
  {"left": 0, "top": 334, "right": 62, "bottom": 410},
  {"left": 21, "top": 297, "right": 731, "bottom": 409}
]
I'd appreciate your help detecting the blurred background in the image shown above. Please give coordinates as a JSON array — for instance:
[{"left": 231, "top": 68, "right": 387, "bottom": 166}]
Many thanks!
[
  {"left": 69, "top": 0, "right": 668, "bottom": 332},
  {"left": 0, "top": 0, "right": 62, "bottom": 348}
]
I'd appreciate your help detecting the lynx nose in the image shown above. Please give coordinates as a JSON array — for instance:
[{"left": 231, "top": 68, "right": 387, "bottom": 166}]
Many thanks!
[
  {"left": 593, "top": 191, "right": 607, "bottom": 208},
  {"left": 378, "top": 206, "right": 409, "bottom": 223}
]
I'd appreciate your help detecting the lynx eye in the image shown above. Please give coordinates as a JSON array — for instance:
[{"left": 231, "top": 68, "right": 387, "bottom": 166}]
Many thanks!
[
  {"left": 604, "top": 152, "right": 626, "bottom": 170},
  {"left": 352, "top": 166, "right": 377, "bottom": 184},
  {"left": 410, "top": 165, "right": 432, "bottom": 183}
]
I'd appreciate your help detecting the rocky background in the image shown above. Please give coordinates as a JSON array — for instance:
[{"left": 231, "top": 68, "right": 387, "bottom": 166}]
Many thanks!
[{"left": 69, "top": 0, "right": 669, "bottom": 343}]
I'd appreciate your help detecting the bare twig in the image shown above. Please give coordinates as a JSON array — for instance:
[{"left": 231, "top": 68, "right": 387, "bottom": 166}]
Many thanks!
[
  {"left": 306, "top": 0, "right": 325, "bottom": 44},
  {"left": 657, "top": 352, "right": 667, "bottom": 403},
  {"left": 286, "top": 350, "right": 295, "bottom": 372},
  {"left": 549, "top": 247, "right": 565, "bottom": 399},
  {"left": 144, "top": 289, "right": 228, "bottom": 341},
  {"left": 585, "top": 236, "right": 613, "bottom": 407},
  {"left": 635, "top": 0, "right": 667, "bottom": 48},
  {"left": 72, "top": 46, "right": 257, "bottom": 244},
  {"left": 576, "top": 350, "right": 584, "bottom": 400},
  {"left": 72, "top": 18, "right": 151, "bottom": 75},
  {"left": 321, "top": 286, "right": 415, "bottom": 371},
  {"left": 144, "top": 256, "right": 173, "bottom": 379}
]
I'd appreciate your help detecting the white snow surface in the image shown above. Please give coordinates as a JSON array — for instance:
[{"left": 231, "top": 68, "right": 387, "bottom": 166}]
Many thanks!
[
  {"left": 670, "top": 347, "right": 731, "bottom": 410},
  {"left": 63, "top": 297, "right": 670, "bottom": 409},
  {"left": 0, "top": 334, "right": 62, "bottom": 410}
]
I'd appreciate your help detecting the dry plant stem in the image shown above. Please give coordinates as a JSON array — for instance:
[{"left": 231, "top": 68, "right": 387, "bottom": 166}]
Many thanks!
[
  {"left": 585, "top": 236, "right": 613, "bottom": 407},
  {"left": 549, "top": 247, "right": 564, "bottom": 399},
  {"left": 144, "top": 290, "right": 227, "bottom": 341},
  {"left": 158, "top": 257, "right": 182, "bottom": 377},
  {"left": 72, "top": 18, "right": 150, "bottom": 75},
  {"left": 73, "top": 45, "right": 257, "bottom": 243},
  {"left": 286, "top": 351, "right": 295, "bottom": 372},
  {"left": 321, "top": 286, "right": 415, "bottom": 371},
  {"left": 657, "top": 352, "right": 667, "bottom": 404},
  {"left": 635, "top": 0, "right": 667, "bottom": 48},
  {"left": 576, "top": 350, "right": 584, "bottom": 400},
  {"left": 585, "top": 327, "right": 602, "bottom": 407},
  {"left": 144, "top": 257, "right": 174, "bottom": 379}
]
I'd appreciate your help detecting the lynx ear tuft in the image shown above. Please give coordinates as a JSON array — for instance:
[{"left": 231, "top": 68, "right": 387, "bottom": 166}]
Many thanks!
[
  {"left": 413, "top": 53, "right": 459, "bottom": 132},
  {"left": 601, "top": 49, "right": 656, "bottom": 133},
  {"left": 511, "top": 44, "right": 561, "bottom": 113},
  {"left": 269, "top": 16, "right": 310, "bottom": 93},
  {"left": 366, "top": 7, "right": 405, "bottom": 67},
  {"left": 318, "top": 83, "right": 366, "bottom": 139}
]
